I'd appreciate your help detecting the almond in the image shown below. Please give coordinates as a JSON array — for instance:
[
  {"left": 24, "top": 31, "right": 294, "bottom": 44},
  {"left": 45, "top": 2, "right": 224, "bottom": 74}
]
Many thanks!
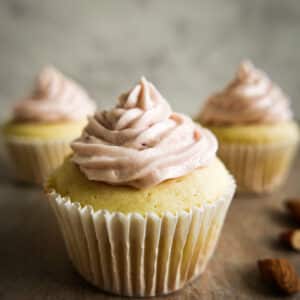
[
  {"left": 258, "top": 258, "right": 300, "bottom": 295},
  {"left": 280, "top": 230, "right": 300, "bottom": 251},
  {"left": 286, "top": 199, "right": 300, "bottom": 222}
]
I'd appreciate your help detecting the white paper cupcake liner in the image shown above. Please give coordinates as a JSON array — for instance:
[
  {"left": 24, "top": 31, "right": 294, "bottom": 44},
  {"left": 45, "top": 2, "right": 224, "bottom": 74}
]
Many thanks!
[
  {"left": 4, "top": 136, "right": 72, "bottom": 184},
  {"left": 218, "top": 141, "right": 299, "bottom": 193},
  {"left": 47, "top": 177, "right": 235, "bottom": 297}
]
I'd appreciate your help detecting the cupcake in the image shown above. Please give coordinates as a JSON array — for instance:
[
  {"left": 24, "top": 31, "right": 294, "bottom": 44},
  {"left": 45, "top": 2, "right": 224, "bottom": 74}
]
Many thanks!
[
  {"left": 2, "top": 66, "right": 96, "bottom": 184},
  {"left": 45, "top": 77, "right": 235, "bottom": 296},
  {"left": 197, "top": 61, "right": 299, "bottom": 193}
]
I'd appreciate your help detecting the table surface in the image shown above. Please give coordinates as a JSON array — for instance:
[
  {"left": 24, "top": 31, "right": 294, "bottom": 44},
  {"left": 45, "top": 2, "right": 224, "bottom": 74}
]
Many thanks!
[
  {"left": 0, "top": 153, "right": 300, "bottom": 300},
  {"left": 1, "top": 1, "right": 300, "bottom": 299}
]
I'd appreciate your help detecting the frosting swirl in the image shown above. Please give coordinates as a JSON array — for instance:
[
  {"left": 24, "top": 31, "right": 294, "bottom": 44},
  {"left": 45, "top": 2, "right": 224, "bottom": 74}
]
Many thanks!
[
  {"left": 13, "top": 66, "right": 96, "bottom": 122},
  {"left": 71, "top": 77, "right": 217, "bottom": 189},
  {"left": 199, "top": 61, "right": 292, "bottom": 125}
]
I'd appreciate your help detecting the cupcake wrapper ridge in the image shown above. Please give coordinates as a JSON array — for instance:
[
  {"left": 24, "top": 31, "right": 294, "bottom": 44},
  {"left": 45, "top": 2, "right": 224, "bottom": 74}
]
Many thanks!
[
  {"left": 4, "top": 136, "right": 72, "bottom": 184},
  {"left": 218, "top": 141, "right": 299, "bottom": 193},
  {"left": 47, "top": 178, "right": 235, "bottom": 297}
]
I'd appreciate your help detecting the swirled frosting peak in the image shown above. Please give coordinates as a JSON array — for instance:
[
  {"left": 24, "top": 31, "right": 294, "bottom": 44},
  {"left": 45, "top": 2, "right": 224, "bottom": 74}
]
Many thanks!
[
  {"left": 71, "top": 77, "right": 217, "bottom": 189},
  {"left": 13, "top": 66, "right": 96, "bottom": 122},
  {"left": 199, "top": 60, "right": 292, "bottom": 125}
]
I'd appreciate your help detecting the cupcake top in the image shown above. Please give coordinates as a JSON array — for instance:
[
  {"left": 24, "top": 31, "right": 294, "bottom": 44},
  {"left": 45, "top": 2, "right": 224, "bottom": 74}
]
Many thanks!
[
  {"left": 199, "top": 61, "right": 292, "bottom": 126},
  {"left": 71, "top": 77, "right": 217, "bottom": 189},
  {"left": 13, "top": 66, "right": 96, "bottom": 123}
]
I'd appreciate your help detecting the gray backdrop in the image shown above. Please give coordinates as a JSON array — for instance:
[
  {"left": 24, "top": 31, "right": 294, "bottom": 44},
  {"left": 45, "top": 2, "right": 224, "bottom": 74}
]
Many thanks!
[{"left": 0, "top": 0, "right": 299, "bottom": 120}]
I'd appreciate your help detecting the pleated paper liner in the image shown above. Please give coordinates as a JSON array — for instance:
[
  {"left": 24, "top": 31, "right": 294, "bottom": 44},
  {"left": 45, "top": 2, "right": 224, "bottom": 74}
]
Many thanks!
[
  {"left": 218, "top": 141, "right": 299, "bottom": 193},
  {"left": 4, "top": 136, "right": 72, "bottom": 184},
  {"left": 46, "top": 178, "right": 235, "bottom": 297}
]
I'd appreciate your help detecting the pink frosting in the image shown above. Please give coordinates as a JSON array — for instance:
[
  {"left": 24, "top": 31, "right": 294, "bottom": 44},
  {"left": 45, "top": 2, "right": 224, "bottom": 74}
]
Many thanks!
[
  {"left": 13, "top": 66, "right": 96, "bottom": 122},
  {"left": 199, "top": 61, "right": 292, "bottom": 126},
  {"left": 71, "top": 77, "right": 217, "bottom": 189}
]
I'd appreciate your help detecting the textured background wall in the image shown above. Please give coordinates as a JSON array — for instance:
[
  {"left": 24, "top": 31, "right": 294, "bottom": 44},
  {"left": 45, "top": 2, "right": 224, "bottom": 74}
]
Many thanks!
[{"left": 0, "top": 0, "right": 299, "bottom": 120}]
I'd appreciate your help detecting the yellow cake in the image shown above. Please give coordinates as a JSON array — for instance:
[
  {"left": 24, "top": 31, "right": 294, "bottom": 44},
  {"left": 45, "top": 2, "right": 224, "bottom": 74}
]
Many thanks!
[
  {"left": 48, "top": 156, "right": 231, "bottom": 215},
  {"left": 208, "top": 121, "right": 299, "bottom": 145},
  {"left": 3, "top": 120, "right": 87, "bottom": 140}
]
